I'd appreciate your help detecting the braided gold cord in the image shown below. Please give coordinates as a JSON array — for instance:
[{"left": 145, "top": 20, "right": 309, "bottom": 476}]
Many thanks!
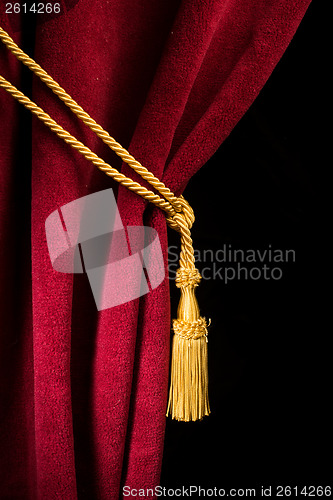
[
  {"left": 166, "top": 197, "right": 197, "bottom": 270},
  {"left": 0, "top": 27, "right": 181, "bottom": 213},
  {"left": 0, "top": 25, "right": 198, "bottom": 281},
  {"left": 0, "top": 75, "right": 176, "bottom": 214}
]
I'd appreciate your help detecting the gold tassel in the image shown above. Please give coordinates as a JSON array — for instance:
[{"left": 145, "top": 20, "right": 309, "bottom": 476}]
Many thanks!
[
  {"left": 166, "top": 268, "right": 211, "bottom": 421},
  {"left": 165, "top": 197, "right": 211, "bottom": 422}
]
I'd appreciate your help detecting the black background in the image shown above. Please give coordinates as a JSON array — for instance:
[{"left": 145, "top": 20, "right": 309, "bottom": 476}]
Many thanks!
[{"left": 161, "top": 1, "right": 331, "bottom": 491}]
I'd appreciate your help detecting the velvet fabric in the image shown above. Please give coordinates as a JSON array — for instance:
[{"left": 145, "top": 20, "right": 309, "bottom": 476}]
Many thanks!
[{"left": 0, "top": 1, "right": 310, "bottom": 498}]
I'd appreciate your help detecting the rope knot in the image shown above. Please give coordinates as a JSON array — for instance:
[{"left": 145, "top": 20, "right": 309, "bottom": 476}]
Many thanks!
[
  {"left": 165, "top": 195, "right": 195, "bottom": 233},
  {"left": 173, "top": 317, "right": 210, "bottom": 341},
  {"left": 175, "top": 268, "right": 201, "bottom": 288}
]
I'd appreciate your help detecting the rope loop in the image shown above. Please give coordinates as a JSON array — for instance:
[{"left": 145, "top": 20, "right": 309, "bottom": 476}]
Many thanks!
[{"left": 165, "top": 195, "right": 194, "bottom": 233}]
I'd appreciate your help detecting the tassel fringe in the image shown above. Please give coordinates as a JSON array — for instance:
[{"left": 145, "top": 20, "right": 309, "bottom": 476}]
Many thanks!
[{"left": 166, "top": 317, "right": 210, "bottom": 421}]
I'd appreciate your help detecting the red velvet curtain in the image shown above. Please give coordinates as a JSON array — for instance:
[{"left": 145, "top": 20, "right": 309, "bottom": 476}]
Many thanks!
[{"left": 0, "top": 1, "right": 310, "bottom": 498}]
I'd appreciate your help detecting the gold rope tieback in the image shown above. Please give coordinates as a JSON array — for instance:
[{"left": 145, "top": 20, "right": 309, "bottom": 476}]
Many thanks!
[{"left": 0, "top": 26, "right": 211, "bottom": 422}]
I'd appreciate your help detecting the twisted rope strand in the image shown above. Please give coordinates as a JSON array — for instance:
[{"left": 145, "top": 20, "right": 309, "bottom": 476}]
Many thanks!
[
  {"left": 0, "top": 75, "right": 174, "bottom": 214},
  {"left": 0, "top": 26, "right": 198, "bottom": 275},
  {"left": 0, "top": 26, "right": 181, "bottom": 213},
  {"left": 166, "top": 198, "right": 197, "bottom": 270}
]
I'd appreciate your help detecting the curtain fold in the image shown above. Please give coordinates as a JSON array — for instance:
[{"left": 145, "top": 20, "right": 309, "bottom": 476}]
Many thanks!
[{"left": 0, "top": 0, "right": 310, "bottom": 498}]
